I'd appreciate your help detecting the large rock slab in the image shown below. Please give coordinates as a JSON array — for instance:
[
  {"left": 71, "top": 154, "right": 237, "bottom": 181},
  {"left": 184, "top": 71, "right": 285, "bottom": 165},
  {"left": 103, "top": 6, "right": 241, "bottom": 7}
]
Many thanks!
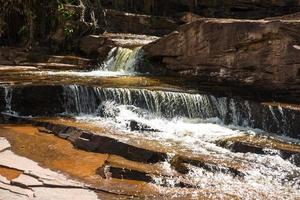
[
  {"left": 143, "top": 18, "right": 300, "bottom": 96},
  {"left": 79, "top": 33, "right": 158, "bottom": 57},
  {"left": 0, "top": 138, "right": 99, "bottom": 200}
]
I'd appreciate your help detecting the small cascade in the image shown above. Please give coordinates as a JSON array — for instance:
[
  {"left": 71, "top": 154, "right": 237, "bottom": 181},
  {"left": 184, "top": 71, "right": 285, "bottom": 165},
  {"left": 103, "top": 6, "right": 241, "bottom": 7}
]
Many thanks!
[
  {"left": 62, "top": 85, "right": 300, "bottom": 137},
  {"left": 3, "top": 86, "right": 13, "bottom": 114},
  {"left": 101, "top": 47, "right": 142, "bottom": 72},
  {"left": 63, "top": 85, "right": 100, "bottom": 115}
]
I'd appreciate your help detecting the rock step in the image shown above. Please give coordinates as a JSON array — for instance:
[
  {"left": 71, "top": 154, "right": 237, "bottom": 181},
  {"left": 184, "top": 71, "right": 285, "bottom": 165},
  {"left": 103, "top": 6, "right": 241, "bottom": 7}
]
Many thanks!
[
  {"left": 19, "top": 62, "right": 91, "bottom": 70},
  {"left": 0, "top": 125, "right": 244, "bottom": 198},
  {"left": 97, "top": 164, "right": 195, "bottom": 188},
  {"left": 26, "top": 54, "right": 94, "bottom": 66},
  {"left": 0, "top": 114, "right": 246, "bottom": 179},
  {"left": 79, "top": 33, "right": 159, "bottom": 57},
  {"left": 33, "top": 120, "right": 168, "bottom": 164},
  {"left": 217, "top": 135, "right": 300, "bottom": 167},
  {"left": 170, "top": 155, "right": 245, "bottom": 177},
  {"left": 32, "top": 118, "right": 247, "bottom": 188},
  {"left": 1, "top": 84, "right": 300, "bottom": 138}
]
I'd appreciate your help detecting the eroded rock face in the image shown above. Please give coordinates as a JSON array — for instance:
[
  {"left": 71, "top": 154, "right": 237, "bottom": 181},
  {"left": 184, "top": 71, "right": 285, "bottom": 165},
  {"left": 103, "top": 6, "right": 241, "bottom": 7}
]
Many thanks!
[
  {"left": 143, "top": 18, "right": 300, "bottom": 93},
  {"left": 10, "top": 85, "right": 65, "bottom": 116}
]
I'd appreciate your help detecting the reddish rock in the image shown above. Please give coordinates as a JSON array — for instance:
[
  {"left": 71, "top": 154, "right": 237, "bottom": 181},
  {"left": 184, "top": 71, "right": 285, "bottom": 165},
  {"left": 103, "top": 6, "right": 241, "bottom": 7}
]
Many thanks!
[
  {"left": 143, "top": 18, "right": 300, "bottom": 91},
  {"left": 79, "top": 35, "right": 113, "bottom": 56}
]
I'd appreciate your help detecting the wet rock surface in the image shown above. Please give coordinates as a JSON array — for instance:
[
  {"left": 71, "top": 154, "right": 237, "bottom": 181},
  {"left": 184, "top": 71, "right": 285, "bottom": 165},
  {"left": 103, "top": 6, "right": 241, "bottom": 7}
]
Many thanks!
[
  {"left": 217, "top": 135, "right": 300, "bottom": 167},
  {"left": 0, "top": 83, "right": 299, "bottom": 138},
  {"left": 0, "top": 137, "right": 100, "bottom": 200},
  {"left": 79, "top": 33, "right": 158, "bottom": 58},
  {"left": 2, "top": 1, "right": 300, "bottom": 199},
  {"left": 0, "top": 118, "right": 299, "bottom": 199},
  {"left": 33, "top": 120, "right": 168, "bottom": 163}
]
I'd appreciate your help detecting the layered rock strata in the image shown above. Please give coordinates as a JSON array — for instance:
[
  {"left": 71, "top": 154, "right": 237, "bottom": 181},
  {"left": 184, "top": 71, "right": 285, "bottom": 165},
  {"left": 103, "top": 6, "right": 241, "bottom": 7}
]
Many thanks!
[{"left": 143, "top": 18, "right": 300, "bottom": 98}]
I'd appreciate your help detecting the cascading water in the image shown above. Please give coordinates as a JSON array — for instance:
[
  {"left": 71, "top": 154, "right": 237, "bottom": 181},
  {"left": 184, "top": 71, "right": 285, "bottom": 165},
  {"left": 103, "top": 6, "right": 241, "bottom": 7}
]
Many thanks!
[
  {"left": 1, "top": 77, "right": 300, "bottom": 198},
  {"left": 62, "top": 85, "right": 299, "bottom": 137},
  {"left": 3, "top": 86, "right": 14, "bottom": 115},
  {"left": 63, "top": 85, "right": 100, "bottom": 115},
  {"left": 32, "top": 46, "right": 143, "bottom": 77},
  {"left": 4, "top": 87, "right": 12, "bottom": 112},
  {"left": 100, "top": 47, "right": 142, "bottom": 72},
  {"left": 63, "top": 85, "right": 300, "bottom": 199}
]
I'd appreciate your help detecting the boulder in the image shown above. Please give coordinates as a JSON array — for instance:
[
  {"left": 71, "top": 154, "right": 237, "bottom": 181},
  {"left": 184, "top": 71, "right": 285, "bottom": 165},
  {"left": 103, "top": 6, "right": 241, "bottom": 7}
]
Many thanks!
[
  {"left": 143, "top": 18, "right": 300, "bottom": 92},
  {"left": 79, "top": 35, "right": 114, "bottom": 56},
  {"left": 127, "top": 120, "right": 160, "bottom": 132}
]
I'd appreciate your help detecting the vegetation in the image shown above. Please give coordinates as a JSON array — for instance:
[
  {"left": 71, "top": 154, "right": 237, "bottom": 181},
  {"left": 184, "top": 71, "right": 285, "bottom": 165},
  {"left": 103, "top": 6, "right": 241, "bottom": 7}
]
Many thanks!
[{"left": 0, "top": 0, "right": 105, "bottom": 48}]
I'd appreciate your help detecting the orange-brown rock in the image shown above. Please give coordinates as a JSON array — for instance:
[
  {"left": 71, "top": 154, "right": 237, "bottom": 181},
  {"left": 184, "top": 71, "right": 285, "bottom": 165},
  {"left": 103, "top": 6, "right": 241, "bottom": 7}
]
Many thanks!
[{"left": 143, "top": 18, "right": 300, "bottom": 92}]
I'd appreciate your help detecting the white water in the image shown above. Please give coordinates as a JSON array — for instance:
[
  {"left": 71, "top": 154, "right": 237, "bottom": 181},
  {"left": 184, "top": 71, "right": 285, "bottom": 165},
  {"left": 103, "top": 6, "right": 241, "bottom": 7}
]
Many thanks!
[
  {"left": 101, "top": 47, "right": 142, "bottom": 72},
  {"left": 76, "top": 102, "right": 256, "bottom": 153},
  {"left": 4, "top": 87, "right": 12, "bottom": 113},
  {"left": 31, "top": 47, "right": 142, "bottom": 77},
  {"left": 75, "top": 103, "right": 300, "bottom": 199},
  {"left": 62, "top": 86, "right": 294, "bottom": 136}
]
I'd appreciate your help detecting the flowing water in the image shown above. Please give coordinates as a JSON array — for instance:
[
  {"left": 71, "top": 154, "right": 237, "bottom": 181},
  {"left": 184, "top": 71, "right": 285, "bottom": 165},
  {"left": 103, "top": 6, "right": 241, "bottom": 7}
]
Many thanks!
[
  {"left": 101, "top": 47, "right": 142, "bottom": 72},
  {"left": 4, "top": 86, "right": 12, "bottom": 113},
  {"left": 31, "top": 47, "right": 143, "bottom": 77},
  {"left": 1, "top": 45, "right": 300, "bottom": 199},
  {"left": 68, "top": 89, "right": 300, "bottom": 199},
  {"left": 61, "top": 86, "right": 298, "bottom": 137}
]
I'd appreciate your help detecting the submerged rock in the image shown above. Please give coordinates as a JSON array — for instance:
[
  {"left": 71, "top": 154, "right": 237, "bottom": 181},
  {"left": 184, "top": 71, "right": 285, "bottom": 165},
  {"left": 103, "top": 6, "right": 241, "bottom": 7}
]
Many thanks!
[{"left": 127, "top": 120, "right": 160, "bottom": 132}]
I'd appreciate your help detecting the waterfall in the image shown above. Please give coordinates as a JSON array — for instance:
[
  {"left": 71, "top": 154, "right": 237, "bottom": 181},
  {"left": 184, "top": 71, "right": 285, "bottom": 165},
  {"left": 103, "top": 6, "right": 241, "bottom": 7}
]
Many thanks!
[
  {"left": 62, "top": 85, "right": 299, "bottom": 137},
  {"left": 4, "top": 86, "right": 13, "bottom": 114},
  {"left": 63, "top": 85, "right": 100, "bottom": 115},
  {"left": 0, "top": 84, "right": 298, "bottom": 137},
  {"left": 101, "top": 47, "right": 142, "bottom": 72}
]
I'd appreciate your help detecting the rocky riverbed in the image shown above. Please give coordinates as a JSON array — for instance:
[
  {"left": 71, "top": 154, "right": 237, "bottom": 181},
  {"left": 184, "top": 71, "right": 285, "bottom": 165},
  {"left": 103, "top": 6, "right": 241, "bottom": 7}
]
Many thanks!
[{"left": 1, "top": 1, "right": 300, "bottom": 199}]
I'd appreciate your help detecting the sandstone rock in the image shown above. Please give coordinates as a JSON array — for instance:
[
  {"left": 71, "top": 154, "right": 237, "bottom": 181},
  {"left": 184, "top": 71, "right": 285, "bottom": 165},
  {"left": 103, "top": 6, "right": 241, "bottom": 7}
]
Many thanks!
[
  {"left": 79, "top": 33, "right": 158, "bottom": 58},
  {"left": 10, "top": 85, "right": 65, "bottom": 116},
  {"left": 143, "top": 18, "right": 300, "bottom": 92},
  {"left": 79, "top": 35, "right": 113, "bottom": 56},
  {"left": 217, "top": 135, "right": 300, "bottom": 166},
  {"left": 175, "top": 12, "right": 203, "bottom": 24},
  {"left": 0, "top": 138, "right": 99, "bottom": 200},
  {"left": 33, "top": 120, "right": 168, "bottom": 163},
  {"left": 97, "top": 165, "right": 152, "bottom": 182}
]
